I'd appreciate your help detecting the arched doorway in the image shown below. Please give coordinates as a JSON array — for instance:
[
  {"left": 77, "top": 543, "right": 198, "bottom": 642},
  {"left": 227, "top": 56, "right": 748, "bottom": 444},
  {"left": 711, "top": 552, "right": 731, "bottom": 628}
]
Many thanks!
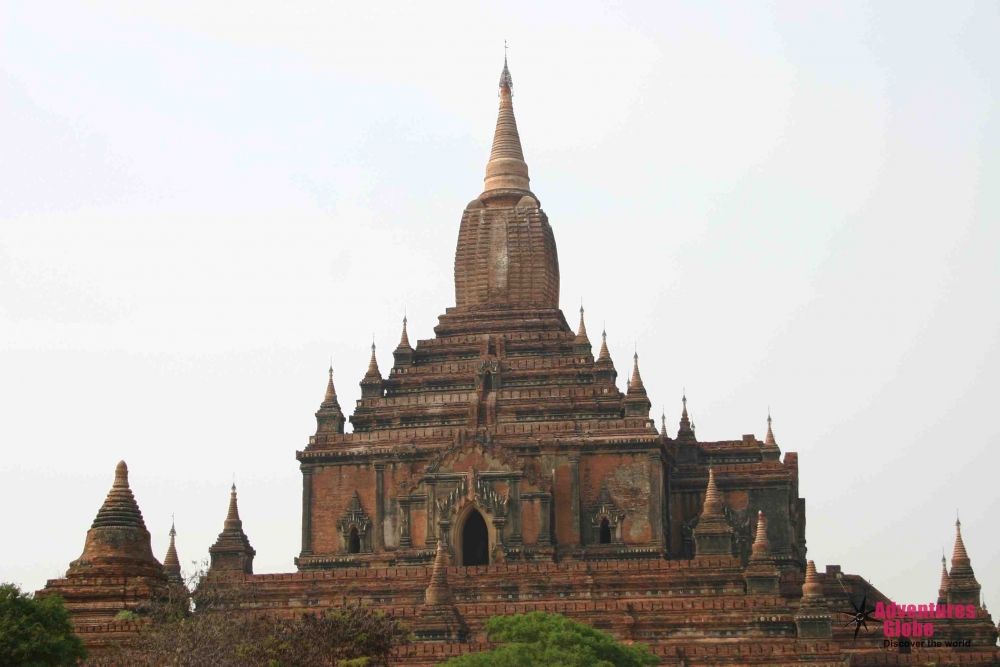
[
  {"left": 599, "top": 518, "right": 612, "bottom": 544},
  {"left": 348, "top": 527, "right": 361, "bottom": 554},
  {"left": 461, "top": 510, "right": 489, "bottom": 566}
]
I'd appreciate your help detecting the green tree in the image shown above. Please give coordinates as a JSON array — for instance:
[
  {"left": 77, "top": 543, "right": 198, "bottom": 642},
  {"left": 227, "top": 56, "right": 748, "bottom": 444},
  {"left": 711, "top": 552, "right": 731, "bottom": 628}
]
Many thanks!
[
  {"left": 438, "top": 612, "right": 659, "bottom": 667},
  {"left": 0, "top": 583, "right": 87, "bottom": 666}
]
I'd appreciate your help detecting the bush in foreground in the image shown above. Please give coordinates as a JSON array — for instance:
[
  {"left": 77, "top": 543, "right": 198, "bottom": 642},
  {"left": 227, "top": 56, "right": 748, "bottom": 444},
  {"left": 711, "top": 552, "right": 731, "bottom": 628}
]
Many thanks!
[
  {"left": 83, "top": 573, "right": 408, "bottom": 667},
  {"left": 438, "top": 611, "right": 658, "bottom": 667},
  {"left": 0, "top": 582, "right": 87, "bottom": 667}
]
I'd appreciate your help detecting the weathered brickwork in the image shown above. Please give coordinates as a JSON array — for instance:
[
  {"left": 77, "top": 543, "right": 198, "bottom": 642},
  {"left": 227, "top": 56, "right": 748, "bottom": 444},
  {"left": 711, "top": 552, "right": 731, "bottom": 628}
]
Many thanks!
[{"left": 41, "top": 59, "right": 998, "bottom": 665}]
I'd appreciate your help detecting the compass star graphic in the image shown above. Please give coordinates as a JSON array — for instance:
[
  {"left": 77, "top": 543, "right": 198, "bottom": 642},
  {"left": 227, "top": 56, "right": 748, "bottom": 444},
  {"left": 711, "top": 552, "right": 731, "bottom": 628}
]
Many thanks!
[{"left": 835, "top": 591, "right": 883, "bottom": 641}]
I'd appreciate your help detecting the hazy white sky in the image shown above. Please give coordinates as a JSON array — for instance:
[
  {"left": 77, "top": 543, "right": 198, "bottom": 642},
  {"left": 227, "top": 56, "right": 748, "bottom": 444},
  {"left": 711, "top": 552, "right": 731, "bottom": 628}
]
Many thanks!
[{"left": 1, "top": 1, "right": 997, "bottom": 606}]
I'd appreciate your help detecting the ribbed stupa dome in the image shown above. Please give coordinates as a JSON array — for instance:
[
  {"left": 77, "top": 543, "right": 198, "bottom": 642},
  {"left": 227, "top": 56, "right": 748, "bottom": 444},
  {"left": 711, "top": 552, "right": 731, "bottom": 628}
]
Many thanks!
[
  {"left": 68, "top": 461, "right": 164, "bottom": 579},
  {"left": 452, "top": 57, "right": 560, "bottom": 315}
]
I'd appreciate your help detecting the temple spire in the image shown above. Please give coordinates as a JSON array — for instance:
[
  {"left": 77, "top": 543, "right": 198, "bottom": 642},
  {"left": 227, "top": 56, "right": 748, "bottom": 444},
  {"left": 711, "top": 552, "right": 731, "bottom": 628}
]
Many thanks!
[
  {"left": 751, "top": 511, "right": 770, "bottom": 556},
  {"left": 677, "top": 392, "right": 695, "bottom": 441},
  {"left": 417, "top": 537, "right": 467, "bottom": 640},
  {"left": 322, "top": 366, "right": 340, "bottom": 409},
  {"left": 623, "top": 348, "right": 650, "bottom": 417},
  {"left": 425, "top": 540, "right": 453, "bottom": 606},
  {"left": 701, "top": 468, "right": 724, "bottom": 521},
  {"left": 627, "top": 350, "right": 646, "bottom": 395},
  {"left": 745, "top": 510, "right": 780, "bottom": 593},
  {"left": 952, "top": 517, "right": 970, "bottom": 563},
  {"left": 316, "top": 365, "right": 346, "bottom": 435},
  {"left": 163, "top": 518, "right": 182, "bottom": 584},
  {"left": 398, "top": 315, "right": 411, "bottom": 350},
  {"left": 209, "top": 483, "right": 256, "bottom": 575},
  {"left": 360, "top": 340, "right": 384, "bottom": 398},
  {"left": 225, "top": 484, "right": 242, "bottom": 530},
  {"left": 946, "top": 516, "right": 981, "bottom": 605},
  {"left": 393, "top": 315, "right": 415, "bottom": 368},
  {"left": 572, "top": 303, "right": 591, "bottom": 355},
  {"left": 593, "top": 327, "right": 618, "bottom": 387},
  {"left": 597, "top": 328, "right": 611, "bottom": 362},
  {"left": 365, "top": 341, "right": 380, "bottom": 377},
  {"left": 693, "top": 467, "right": 732, "bottom": 556},
  {"left": 937, "top": 552, "right": 950, "bottom": 605},
  {"left": 761, "top": 408, "right": 780, "bottom": 460},
  {"left": 481, "top": 55, "right": 532, "bottom": 204},
  {"left": 795, "top": 560, "right": 833, "bottom": 638},
  {"left": 802, "top": 560, "right": 823, "bottom": 599}
]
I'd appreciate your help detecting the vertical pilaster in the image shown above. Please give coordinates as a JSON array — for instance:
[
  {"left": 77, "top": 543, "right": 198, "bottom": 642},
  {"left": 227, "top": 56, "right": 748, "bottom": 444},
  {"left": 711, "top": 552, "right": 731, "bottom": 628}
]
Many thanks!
[
  {"left": 300, "top": 465, "right": 313, "bottom": 556},
  {"left": 399, "top": 499, "right": 412, "bottom": 548},
  {"left": 374, "top": 463, "right": 385, "bottom": 551},
  {"left": 510, "top": 478, "right": 522, "bottom": 544},
  {"left": 539, "top": 493, "right": 552, "bottom": 546},
  {"left": 426, "top": 481, "right": 437, "bottom": 547},
  {"left": 439, "top": 518, "right": 453, "bottom": 552},
  {"left": 649, "top": 452, "right": 662, "bottom": 545},
  {"left": 664, "top": 465, "right": 673, "bottom": 555},
  {"left": 492, "top": 517, "right": 507, "bottom": 557},
  {"left": 569, "top": 455, "right": 581, "bottom": 545}
]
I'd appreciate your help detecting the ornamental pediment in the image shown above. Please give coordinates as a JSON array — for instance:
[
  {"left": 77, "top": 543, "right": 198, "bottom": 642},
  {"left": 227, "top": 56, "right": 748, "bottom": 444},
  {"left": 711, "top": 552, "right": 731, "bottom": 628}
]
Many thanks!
[
  {"left": 431, "top": 443, "right": 514, "bottom": 476},
  {"left": 426, "top": 431, "right": 522, "bottom": 475}
]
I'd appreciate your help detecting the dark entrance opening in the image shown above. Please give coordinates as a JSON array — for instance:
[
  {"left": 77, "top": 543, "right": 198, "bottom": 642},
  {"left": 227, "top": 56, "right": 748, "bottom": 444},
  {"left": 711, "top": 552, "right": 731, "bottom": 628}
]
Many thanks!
[
  {"left": 348, "top": 528, "right": 360, "bottom": 554},
  {"left": 461, "top": 511, "right": 489, "bottom": 566},
  {"left": 483, "top": 373, "right": 494, "bottom": 392},
  {"left": 599, "top": 519, "right": 612, "bottom": 544}
]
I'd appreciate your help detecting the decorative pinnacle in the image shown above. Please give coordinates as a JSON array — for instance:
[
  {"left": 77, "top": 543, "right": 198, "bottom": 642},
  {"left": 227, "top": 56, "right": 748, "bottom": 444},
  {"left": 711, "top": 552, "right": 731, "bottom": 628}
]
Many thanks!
[
  {"left": 425, "top": 539, "right": 453, "bottom": 606},
  {"left": 90, "top": 459, "right": 146, "bottom": 530},
  {"left": 499, "top": 50, "right": 513, "bottom": 94},
  {"left": 678, "top": 392, "right": 693, "bottom": 436},
  {"left": 163, "top": 515, "right": 182, "bottom": 583},
  {"left": 114, "top": 460, "right": 129, "bottom": 488},
  {"left": 321, "top": 364, "right": 341, "bottom": 409},
  {"left": 597, "top": 327, "right": 611, "bottom": 362},
  {"left": 575, "top": 302, "right": 588, "bottom": 341},
  {"left": 482, "top": 50, "right": 529, "bottom": 198},
  {"left": 628, "top": 349, "right": 645, "bottom": 394},
  {"left": 952, "top": 516, "right": 970, "bottom": 563},
  {"left": 225, "top": 484, "right": 242, "bottom": 530},
  {"left": 939, "top": 553, "right": 950, "bottom": 597},
  {"left": 765, "top": 408, "right": 777, "bottom": 446},
  {"left": 364, "top": 340, "right": 381, "bottom": 379},
  {"left": 802, "top": 560, "right": 823, "bottom": 599},
  {"left": 751, "top": 510, "right": 771, "bottom": 557},
  {"left": 700, "top": 468, "right": 724, "bottom": 520},
  {"left": 397, "top": 314, "right": 412, "bottom": 350}
]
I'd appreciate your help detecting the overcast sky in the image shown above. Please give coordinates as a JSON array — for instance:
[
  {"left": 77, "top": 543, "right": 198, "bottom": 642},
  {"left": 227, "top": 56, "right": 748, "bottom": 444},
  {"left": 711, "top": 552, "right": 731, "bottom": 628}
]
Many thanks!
[{"left": 1, "top": 1, "right": 997, "bottom": 607}]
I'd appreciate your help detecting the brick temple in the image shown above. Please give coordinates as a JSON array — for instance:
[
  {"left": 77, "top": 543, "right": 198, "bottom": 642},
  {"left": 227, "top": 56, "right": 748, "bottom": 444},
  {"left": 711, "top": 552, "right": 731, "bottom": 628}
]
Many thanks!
[{"left": 40, "top": 59, "right": 998, "bottom": 666}]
